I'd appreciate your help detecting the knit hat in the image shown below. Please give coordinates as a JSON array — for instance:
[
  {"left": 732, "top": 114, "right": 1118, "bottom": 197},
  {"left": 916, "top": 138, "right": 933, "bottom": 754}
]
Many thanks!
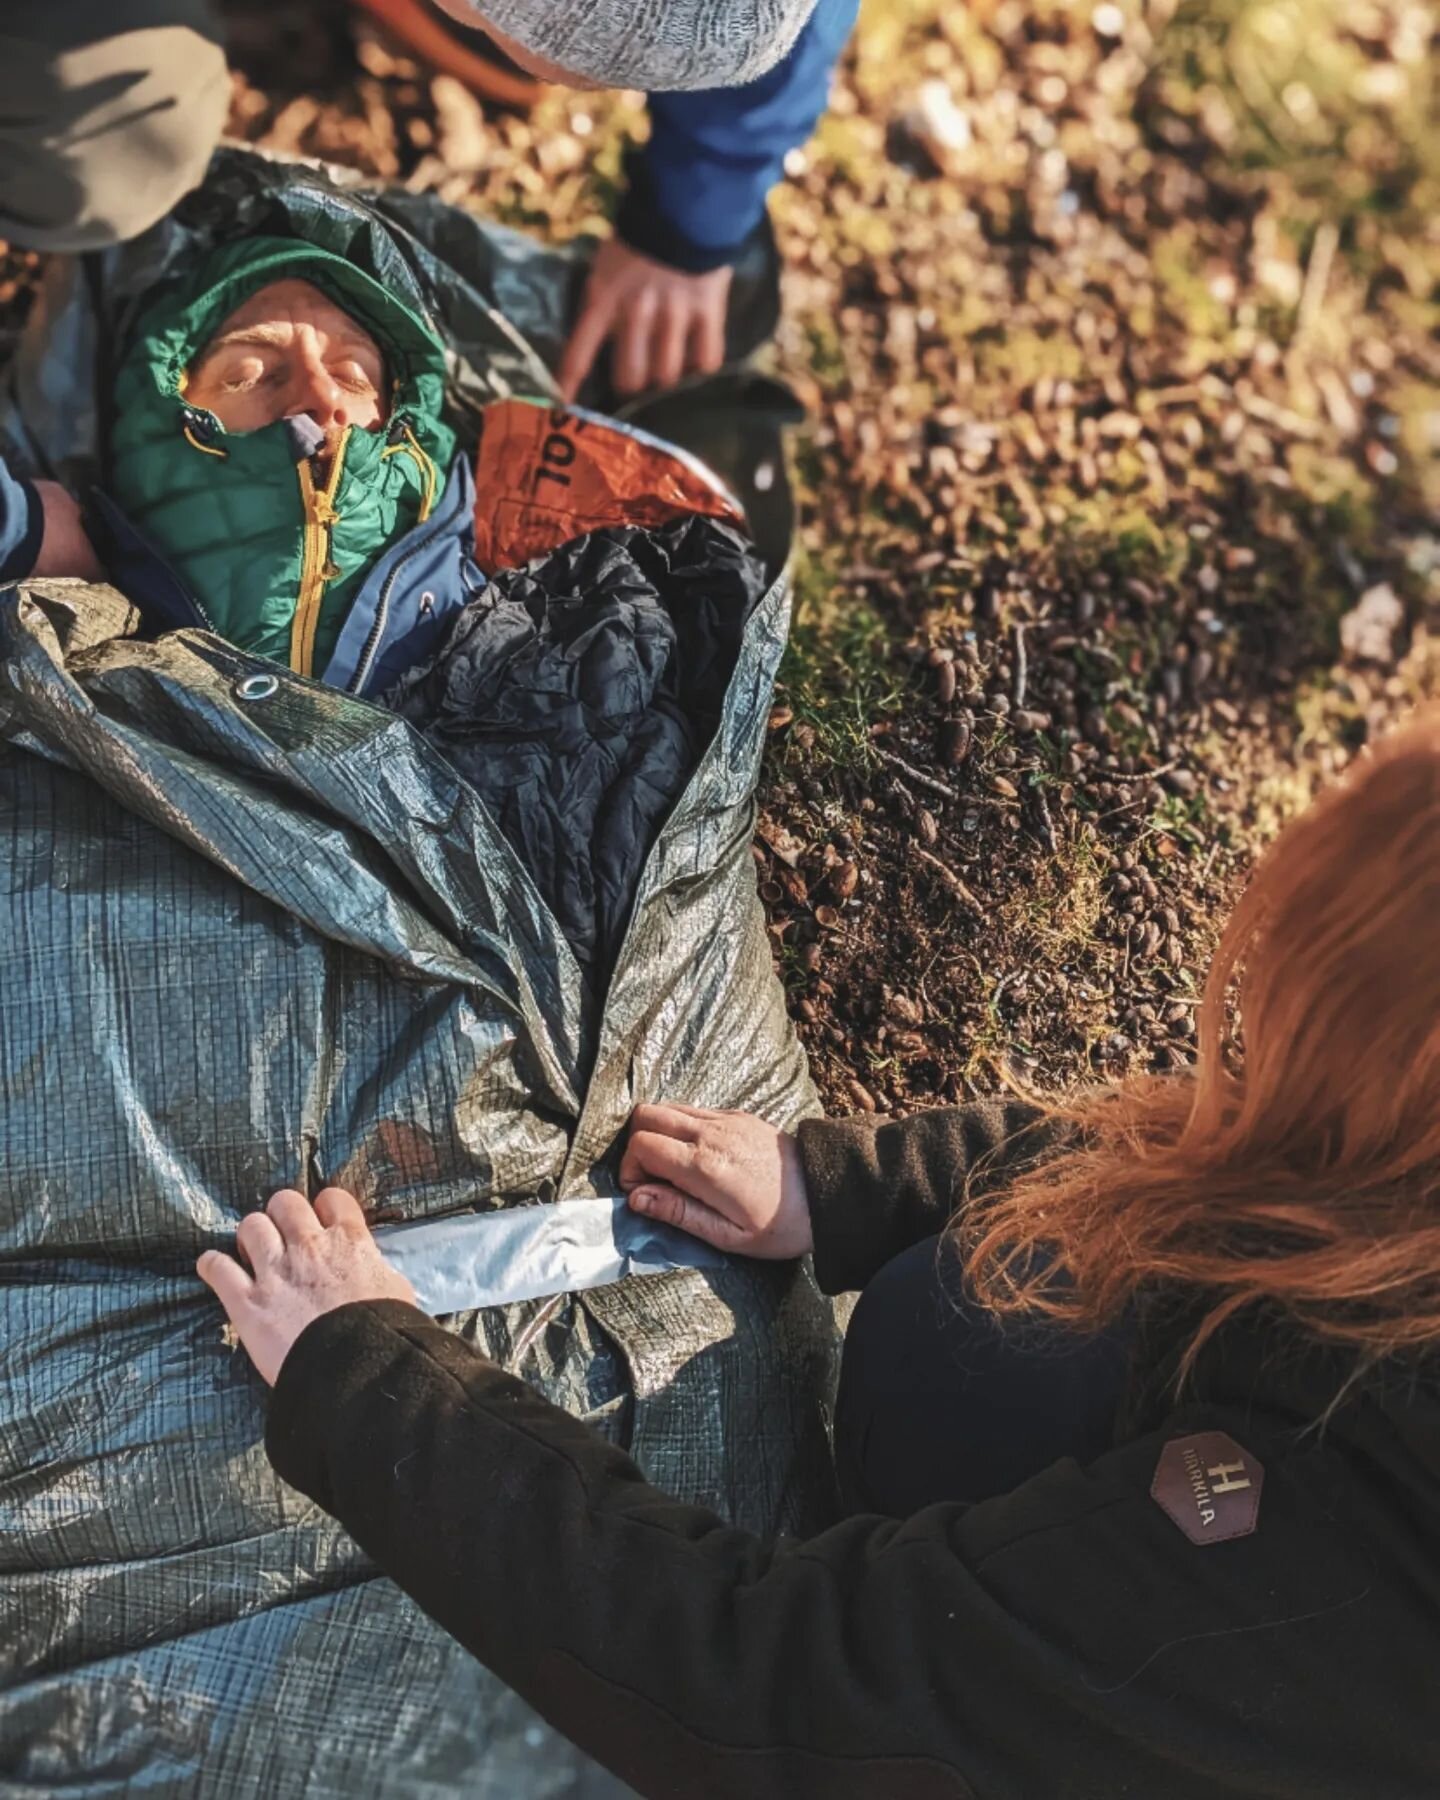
[{"left": 475, "top": 0, "right": 819, "bottom": 91}]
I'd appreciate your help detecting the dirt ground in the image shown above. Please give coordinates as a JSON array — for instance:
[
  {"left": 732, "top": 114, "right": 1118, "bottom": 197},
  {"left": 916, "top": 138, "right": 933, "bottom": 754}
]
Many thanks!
[{"left": 10, "top": 0, "right": 1438, "bottom": 1115}]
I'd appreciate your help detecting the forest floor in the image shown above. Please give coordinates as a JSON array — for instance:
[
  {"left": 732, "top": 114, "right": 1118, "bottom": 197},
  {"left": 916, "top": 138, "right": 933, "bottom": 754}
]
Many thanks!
[{"left": 12, "top": 0, "right": 1439, "bottom": 1114}]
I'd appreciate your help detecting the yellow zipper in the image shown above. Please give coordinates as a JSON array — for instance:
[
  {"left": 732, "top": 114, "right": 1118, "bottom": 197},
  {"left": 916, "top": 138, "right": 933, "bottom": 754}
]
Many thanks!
[
  {"left": 380, "top": 424, "right": 438, "bottom": 522},
  {"left": 289, "top": 428, "right": 350, "bottom": 678}
]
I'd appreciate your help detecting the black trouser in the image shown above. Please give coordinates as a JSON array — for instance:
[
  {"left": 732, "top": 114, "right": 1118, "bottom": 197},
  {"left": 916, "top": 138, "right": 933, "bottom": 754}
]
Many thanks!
[{"left": 834, "top": 1234, "right": 1132, "bottom": 1516}]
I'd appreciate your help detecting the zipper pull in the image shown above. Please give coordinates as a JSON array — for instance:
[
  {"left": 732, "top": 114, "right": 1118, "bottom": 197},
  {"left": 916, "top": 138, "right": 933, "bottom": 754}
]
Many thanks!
[{"left": 283, "top": 415, "right": 328, "bottom": 463}]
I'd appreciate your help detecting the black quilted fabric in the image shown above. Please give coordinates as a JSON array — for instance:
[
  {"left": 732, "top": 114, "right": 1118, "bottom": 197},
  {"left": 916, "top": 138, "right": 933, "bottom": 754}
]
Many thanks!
[{"left": 383, "top": 516, "right": 767, "bottom": 983}]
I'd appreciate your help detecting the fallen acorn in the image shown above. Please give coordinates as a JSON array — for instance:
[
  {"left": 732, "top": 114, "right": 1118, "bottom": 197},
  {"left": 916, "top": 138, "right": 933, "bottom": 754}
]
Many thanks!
[
  {"left": 940, "top": 716, "right": 973, "bottom": 765},
  {"left": 813, "top": 904, "right": 842, "bottom": 930},
  {"left": 917, "top": 808, "right": 939, "bottom": 846},
  {"left": 935, "top": 659, "right": 958, "bottom": 705},
  {"left": 767, "top": 705, "right": 793, "bottom": 732},
  {"left": 1013, "top": 708, "right": 1051, "bottom": 734},
  {"left": 885, "top": 990, "right": 924, "bottom": 1026},
  {"left": 989, "top": 774, "right": 1019, "bottom": 798},
  {"left": 827, "top": 860, "right": 860, "bottom": 900},
  {"left": 845, "top": 1077, "right": 878, "bottom": 1112}
]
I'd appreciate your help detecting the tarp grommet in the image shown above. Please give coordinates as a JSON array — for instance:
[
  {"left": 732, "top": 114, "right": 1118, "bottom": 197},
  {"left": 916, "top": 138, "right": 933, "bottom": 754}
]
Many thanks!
[{"left": 234, "top": 673, "right": 280, "bottom": 702}]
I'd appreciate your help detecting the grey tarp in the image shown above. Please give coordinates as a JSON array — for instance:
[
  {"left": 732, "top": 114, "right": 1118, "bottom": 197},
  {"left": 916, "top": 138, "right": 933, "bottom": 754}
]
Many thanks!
[{"left": 0, "top": 150, "right": 839, "bottom": 1796}]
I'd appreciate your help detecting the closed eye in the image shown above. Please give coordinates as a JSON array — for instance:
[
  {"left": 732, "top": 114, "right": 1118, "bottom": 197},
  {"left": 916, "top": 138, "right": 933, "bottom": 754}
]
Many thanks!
[
  {"left": 215, "top": 354, "right": 273, "bottom": 394},
  {"left": 330, "top": 358, "right": 382, "bottom": 392}
]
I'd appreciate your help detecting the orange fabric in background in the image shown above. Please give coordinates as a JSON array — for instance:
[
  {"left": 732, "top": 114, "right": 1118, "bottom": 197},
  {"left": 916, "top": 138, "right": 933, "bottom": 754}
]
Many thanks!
[{"left": 473, "top": 399, "right": 744, "bottom": 574}]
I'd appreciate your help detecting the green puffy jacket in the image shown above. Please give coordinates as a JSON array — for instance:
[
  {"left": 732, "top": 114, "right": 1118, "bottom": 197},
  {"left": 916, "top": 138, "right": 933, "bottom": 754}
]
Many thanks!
[{"left": 109, "top": 236, "right": 457, "bottom": 676}]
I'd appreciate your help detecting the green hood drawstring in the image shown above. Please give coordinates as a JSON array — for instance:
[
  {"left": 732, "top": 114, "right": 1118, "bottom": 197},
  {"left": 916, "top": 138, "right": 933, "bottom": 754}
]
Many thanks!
[{"left": 108, "top": 235, "right": 456, "bottom": 677}]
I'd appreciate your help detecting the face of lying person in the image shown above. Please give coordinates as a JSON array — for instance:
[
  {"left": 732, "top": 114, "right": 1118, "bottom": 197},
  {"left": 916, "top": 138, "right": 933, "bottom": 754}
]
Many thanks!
[{"left": 186, "top": 279, "right": 388, "bottom": 444}]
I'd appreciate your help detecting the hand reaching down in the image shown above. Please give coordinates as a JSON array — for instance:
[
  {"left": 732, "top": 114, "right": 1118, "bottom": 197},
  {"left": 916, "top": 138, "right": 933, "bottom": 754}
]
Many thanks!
[
  {"left": 30, "top": 480, "right": 103, "bottom": 581},
  {"left": 197, "top": 1187, "right": 417, "bottom": 1386},
  {"left": 621, "top": 1103, "right": 814, "bottom": 1259},
  {"left": 559, "top": 238, "right": 732, "bottom": 402}
]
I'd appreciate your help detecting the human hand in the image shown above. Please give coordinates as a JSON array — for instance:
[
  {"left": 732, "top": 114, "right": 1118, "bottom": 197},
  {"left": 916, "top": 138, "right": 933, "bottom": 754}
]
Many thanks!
[
  {"left": 558, "top": 237, "right": 732, "bottom": 402},
  {"left": 197, "top": 1187, "right": 418, "bottom": 1386},
  {"left": 30, "top": 480, "right": 103, "bottom": 581},
  {"left": 620, "top": 1103, "right": 813, "bottom": 1258}
]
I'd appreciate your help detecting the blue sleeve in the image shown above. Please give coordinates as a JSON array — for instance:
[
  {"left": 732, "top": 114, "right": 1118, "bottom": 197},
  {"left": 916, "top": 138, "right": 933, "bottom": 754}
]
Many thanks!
[
  {"left": 618, "top": 0, "right": 859, "bottom": 273},
  {"left": 0, "top": 459, "right": 42, "bottom": 583}
]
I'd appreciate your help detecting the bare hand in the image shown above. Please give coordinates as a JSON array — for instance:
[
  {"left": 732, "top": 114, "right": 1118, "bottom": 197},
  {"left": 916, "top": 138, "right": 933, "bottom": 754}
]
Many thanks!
[
  {"left": 197, "top": 1187, "right": 417, "bottom": 1386},
  {"left": 559, "top": 238, "right": 732, "bottom": 402},
  {"left": 620, "top": 1103, "right": 813, "bottom": 1258},
  {"left": 30, "top": 480, "right": 103, "bottom": 581}
]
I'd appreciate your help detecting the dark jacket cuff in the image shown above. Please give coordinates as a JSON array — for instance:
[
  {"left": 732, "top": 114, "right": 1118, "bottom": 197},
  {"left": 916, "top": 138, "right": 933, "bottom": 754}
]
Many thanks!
[
  {"left": 797, "top": 1100, "right": 1064, "bottom": 1296},
  {"left": 0, "top": 472, "right": 44, "bottom": 583},
  {"left": 267, "top": 1298, "right": 444, "bottom": 1504},
  {"left": 796, "top": 1114, "right": 895, "bottom": 1295},
  {"left": 615, "top": 153, "right": 760, "bottom": 274}
]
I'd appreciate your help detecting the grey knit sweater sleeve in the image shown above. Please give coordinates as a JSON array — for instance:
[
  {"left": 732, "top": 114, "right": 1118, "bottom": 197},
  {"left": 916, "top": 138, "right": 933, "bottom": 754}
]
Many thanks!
[{"left": 796, "top": 1100, "right": 1071, "bottom": 1295}]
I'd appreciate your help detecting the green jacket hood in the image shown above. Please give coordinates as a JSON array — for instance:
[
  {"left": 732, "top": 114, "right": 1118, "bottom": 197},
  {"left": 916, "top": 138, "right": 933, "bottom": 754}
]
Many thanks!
[{"left": 108, "top": 235, "right": 458, "bottom": 677}]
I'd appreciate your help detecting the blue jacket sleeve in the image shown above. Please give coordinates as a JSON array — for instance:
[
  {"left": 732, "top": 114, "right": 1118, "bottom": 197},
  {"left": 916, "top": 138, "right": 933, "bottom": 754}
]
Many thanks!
[
  {"left": 0, "top": 459, "right": 42, "bottom": 584},
  {"left": 618, "top": 0, "right": 859, "bottom": 273}
]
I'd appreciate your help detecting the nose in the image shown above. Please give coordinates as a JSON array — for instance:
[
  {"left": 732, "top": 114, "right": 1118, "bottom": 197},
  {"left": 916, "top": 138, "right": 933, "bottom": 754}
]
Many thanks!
[{"left": 287, "top": 350, "right": 349, "bottom": 430}]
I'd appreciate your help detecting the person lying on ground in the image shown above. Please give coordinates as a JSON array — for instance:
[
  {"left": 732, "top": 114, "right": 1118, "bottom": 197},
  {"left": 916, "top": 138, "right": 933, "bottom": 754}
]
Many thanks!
[
  {"left": 7, "top": 219, "right": 769, "bottom": 977},
  {"left": 1, "top": 0, "right": 855, "bottom": 401},
  {"left": 198, "top": 711, "right": 1440, "bottom": 1799},
  {"left": 5, "top": 233, "right": 473, "bottom": 695},
  {"left": 8, "top": 224, "right": 756, "bottom": 698}
]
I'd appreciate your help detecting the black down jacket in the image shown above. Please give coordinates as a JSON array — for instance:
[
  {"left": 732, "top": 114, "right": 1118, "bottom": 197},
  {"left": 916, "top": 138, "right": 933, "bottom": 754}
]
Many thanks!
[{"left": 383, "top": 515, "right": 768, "bottom": 983}]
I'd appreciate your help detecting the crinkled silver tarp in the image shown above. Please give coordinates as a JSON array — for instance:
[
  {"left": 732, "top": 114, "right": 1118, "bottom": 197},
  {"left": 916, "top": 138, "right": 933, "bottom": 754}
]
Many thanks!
[{"left": 0, "top": 149, "right": 838, "bottom": 1797}]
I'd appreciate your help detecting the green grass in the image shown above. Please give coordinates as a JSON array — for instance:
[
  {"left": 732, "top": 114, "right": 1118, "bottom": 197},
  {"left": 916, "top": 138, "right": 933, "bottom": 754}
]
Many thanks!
[{"left": 773, "top": 554, "right": 910, "bottom": 770}]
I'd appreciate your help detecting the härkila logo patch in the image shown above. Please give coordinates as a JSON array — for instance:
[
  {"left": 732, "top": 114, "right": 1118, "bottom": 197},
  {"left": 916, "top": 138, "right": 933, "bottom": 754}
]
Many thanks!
[{"left": 1151, "top": 1431, "right": 1263, "bottom": 1545}]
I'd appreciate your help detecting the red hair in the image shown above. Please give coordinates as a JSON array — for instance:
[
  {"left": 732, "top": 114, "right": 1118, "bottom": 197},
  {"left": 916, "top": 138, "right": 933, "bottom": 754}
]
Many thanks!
[{"left": 964, "top": 710, "right": 1440, "bottom": 1378}]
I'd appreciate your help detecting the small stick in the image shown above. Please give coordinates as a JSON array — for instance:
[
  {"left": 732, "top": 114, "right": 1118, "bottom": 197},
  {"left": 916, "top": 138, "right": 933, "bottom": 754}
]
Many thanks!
[
  {"left": 1296, "top": 220, "right": 1339, "bottom": 339},
  {"left": 1095, "top": 795, "right": 1154, "bottom": 822},
  {"left": 1013, "top": 623, "right": 1028, "bottom": 709},
  {"left": 872, "top": 746, "right": 1017, "bottom": 809},
  {"left": 873, "top": 747, "right": 962, "bottom": 804},
  {"left": 1109, "top": 761, "right": 1178, "bottom": 784},
  {"left": 912, "top": 847, "right": 981, "bottom": 910},
  {"left": 1031, "top": 784, "right": 1058, "bottom": 854}
]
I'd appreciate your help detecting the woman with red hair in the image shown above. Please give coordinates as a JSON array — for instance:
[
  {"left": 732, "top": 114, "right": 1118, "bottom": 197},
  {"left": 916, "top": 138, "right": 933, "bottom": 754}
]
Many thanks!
[{"left": 200, "top": 713, "right": 1440, "bottom": 1799}]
